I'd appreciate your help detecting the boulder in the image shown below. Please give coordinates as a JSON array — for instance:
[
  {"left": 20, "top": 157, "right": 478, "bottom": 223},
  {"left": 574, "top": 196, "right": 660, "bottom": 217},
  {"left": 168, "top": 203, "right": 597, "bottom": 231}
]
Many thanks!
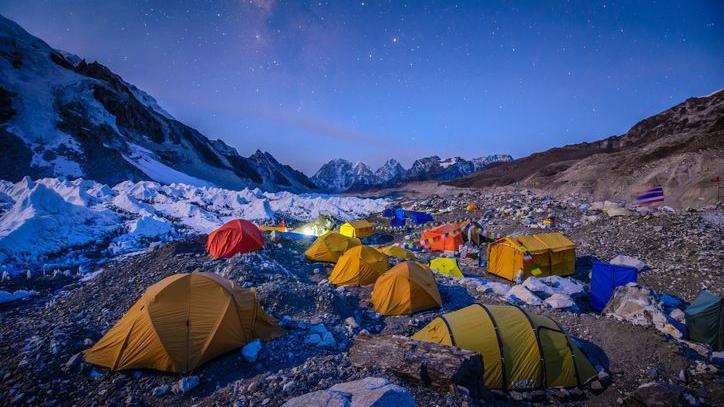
[
  {"left": 604, "top": 284, "right": 684, "bottom": 339},
  {"left": 172, "top": 376, "right": 199, "bottom": 394},
  {"left": 241, "top": 339, "right": 262, "bottom": 363},
  {"left": 282, "top": 377, "right": 415, "bottom": 407},
  {"left": 506, "top": 285, "right": 542, "bottom": 306},
  {"left": 610, "top": 255, "right": 646, "bottom": 271},
  {"left": 625, "top": 381, "right": 690, "bottom": 407},
  {"left": 544, "top": 293, "right": 576, "bottom": 310}
]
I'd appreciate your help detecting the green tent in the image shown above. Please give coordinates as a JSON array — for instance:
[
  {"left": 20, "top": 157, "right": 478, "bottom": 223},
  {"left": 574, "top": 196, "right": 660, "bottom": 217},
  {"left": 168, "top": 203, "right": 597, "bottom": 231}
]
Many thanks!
[{"left": 684, "top": 290, "right": 723, "bottom": 351}]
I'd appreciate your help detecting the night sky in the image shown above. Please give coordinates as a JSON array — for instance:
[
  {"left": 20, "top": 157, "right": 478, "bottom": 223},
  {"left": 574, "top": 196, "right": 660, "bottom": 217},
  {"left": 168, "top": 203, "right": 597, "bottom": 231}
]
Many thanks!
[{"left": 1, "top": 1, "right": 722, "bottom": 175}]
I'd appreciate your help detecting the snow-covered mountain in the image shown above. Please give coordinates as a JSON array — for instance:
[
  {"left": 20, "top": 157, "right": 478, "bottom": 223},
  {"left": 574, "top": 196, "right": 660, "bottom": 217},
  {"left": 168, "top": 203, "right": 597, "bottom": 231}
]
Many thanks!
[
  {"left": 311, "top": 154, "right": 512, "bottom": 192},
  {"left": 375, "top": 159, "right": 405, "bottom": 183},
  {"left": 0, "top": 15, "right": 315, "bottom": 193}
]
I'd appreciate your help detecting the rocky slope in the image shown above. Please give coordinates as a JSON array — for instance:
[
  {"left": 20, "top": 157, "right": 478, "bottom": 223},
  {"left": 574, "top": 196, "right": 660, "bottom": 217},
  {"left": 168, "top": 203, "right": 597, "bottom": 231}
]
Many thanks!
[
  {"left": 0, "top": 15, "right": 315, "bottom": 192},
  {"left": 450, "top": 91, "right": 724, "bottom": 207},
  {"left": 312, "top": 155, "right": 512, "bottom": 193}
]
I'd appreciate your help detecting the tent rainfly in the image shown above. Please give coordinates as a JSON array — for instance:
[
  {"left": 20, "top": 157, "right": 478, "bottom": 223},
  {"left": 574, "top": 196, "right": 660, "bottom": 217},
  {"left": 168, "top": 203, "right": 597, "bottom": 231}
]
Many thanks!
[
  {"left": 207, "top": 219, "right": 264, "bottom": 258},
  {"left": 412, "top": 304, "right": 598, "bottom": 390},
  {"left": 304, "top": 232, "right": 361, "bottom": 263},
  {"left": 429, "top": 257, "right": 463, "bottom": 278},
  {"left": 590, "top": 261, "right": 637, "bottom": 311},
  {"left": 339, "top": 220, "right": 374, "bottom": 238},
  {"left": 684, "top": 290, "right": 723, "bottom": 351},
  {"left": 486, "top": 232, "right": 576, "bottom": 281},
  {"left": 83, "top": 272, "right": 282, "bottom": 373},
  {"left": 371, "top": 261, "right": 442, "bottom": 315},
  {"left": 329, "top": 245, "right": 389, "bottom": 286},
  {"left": 420, "top": 224, "right": 463, "bottom": 252},
  {"left": 378, "top": 244, "right": 416, "bottom": 259}
]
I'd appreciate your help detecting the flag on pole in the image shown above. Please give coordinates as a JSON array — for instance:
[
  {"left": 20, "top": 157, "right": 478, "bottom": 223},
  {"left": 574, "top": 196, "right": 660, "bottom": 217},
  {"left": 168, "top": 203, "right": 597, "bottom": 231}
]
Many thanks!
[{"left": 637, "top": 186, "right": 664, "bottom": 205}]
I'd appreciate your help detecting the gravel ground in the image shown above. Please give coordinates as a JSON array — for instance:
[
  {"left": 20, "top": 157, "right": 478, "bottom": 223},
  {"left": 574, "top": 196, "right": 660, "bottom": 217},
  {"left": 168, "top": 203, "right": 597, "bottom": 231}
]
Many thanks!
[{"left": 1, "top": 188, "right": 722, "bottom": 406}]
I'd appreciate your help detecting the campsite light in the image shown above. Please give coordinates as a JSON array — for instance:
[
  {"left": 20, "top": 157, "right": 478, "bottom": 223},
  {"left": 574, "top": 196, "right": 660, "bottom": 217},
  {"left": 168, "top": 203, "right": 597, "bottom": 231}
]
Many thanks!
[{"left": 302, "top": 227, "right": 314, "bottom": 236}]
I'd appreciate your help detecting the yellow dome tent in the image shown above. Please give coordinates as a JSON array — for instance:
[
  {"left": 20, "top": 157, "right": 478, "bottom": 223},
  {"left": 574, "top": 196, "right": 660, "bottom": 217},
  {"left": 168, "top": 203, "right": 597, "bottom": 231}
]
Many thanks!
[
  {"left": 378, "top": 244, "right": 416, "bottom": 259},
  {"left": 465, "top": 203, "right": 479, "bottom": 211},
  {"left": 430, "top": 257, "right": 463, "bottom": 278},
  {"left": 329, "top": 245, "right": 389, "bottom": 286},
  {"left": 486, "top": 232, "right": 576, "bottom": 281},
  {"left": 339, "top": 220, "right": 374, "bottom": 238},
  {"left": 371, "top": 261, "right": 442, "bottom": 315},
  {"left": 83, "top": 272, "right": 282, "bottom": 373},
  {"left": 305, "top": 232, "right": 361, "bottom": 263},
  {"left": 412, "top": 304, "right": 597, "bottom": 390}
]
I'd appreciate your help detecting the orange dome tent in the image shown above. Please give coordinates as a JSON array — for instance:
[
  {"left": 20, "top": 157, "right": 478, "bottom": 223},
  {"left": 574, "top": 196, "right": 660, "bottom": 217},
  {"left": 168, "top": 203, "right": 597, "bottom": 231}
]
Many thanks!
[
  {"left": 420, "top": 224, "right": 463, "bottom": 252},
  {"left": 304, "top": 232, "right": 361, "bottom": 263},
  {"left": 207, "top": 219, "right": 264, "bottom": 258},
  {"left": 371, "top": 261, "right": 442, "bottom": 315},
  {"left": 83, "top": 272, "right": 282, "bottom": 373},
  {"left": 329, "top": 245, "right": 389, "bottom": 286}
]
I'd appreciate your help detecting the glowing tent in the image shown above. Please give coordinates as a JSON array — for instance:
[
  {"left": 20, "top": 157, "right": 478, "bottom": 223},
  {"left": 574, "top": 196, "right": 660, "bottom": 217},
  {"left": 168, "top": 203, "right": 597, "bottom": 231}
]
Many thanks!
[
  {"left": 207, "top": 219, "right": 264, "bottom": 258},
  {"left": 304, "top": 232, "right": 361, "bottom": 263},
  {"left": 83, "top": 272, "right": 282, "bottom": 373},
  {"left": 329, "top": 245, "right": 389, "bottom": 286},
  {"left": 412, "top": 304, "right": 597, "bottom": 390}
]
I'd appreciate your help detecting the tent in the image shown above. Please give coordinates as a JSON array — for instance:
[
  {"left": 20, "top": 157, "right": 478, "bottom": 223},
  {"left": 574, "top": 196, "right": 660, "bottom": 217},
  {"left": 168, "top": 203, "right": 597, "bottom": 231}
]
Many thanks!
[
  {"left": 83, "top": 272, "right": 282, "bottom": 373},
  {"left": 259, "top": 218, "right": 287, "bottom": 232},
  {"left": 465, "top": 203, "right": 479, "bottom": 211},
  {"left": 430, "top": 257, "right": 463, "bottom": 278},
  {"left": 409, "top": 211, "right": 433, "bottom": 225},
  {"left": 420, "top": 224, "right": 463, "bottom": 252},
  {"left": 340, "top": 220, "right": 374, "bottom": 238},
  {"left": 383, "top": 207, "right": 401, "bottom": 218},
  {"left": 590, "top": 261, "right": 637, "bottom": 311},
  {"left": 395, "top": 208, "right": 406, "bottom": 220},
  {"left": 486, "top": 233, "right": 576, "bottom": 281},
  {"left": 378, "top": 244, "right": 416, "bottom": 259},
  {"left": 365, "top": 233, "right": 394, "bottom": 246},
  {"left": 684, "top": 290, "right": 723, "bottom": 351},
  {"left": 293, "top": 215, "right": 336, "bottom": 237},
  {"left": 304, "top": 232, "right": 361, "bottom": 263},
  {"left": 412, "top": 304, "right": 597, "bottom": 390},
  {"left": 329, "top": 245, "right": 389, "bottom": 286},
  {"left": 207, "top": 219, "right": 264, "bottom": 258},
  {"left": 371, "top": 261, "right": 442, "bottom": 315}
]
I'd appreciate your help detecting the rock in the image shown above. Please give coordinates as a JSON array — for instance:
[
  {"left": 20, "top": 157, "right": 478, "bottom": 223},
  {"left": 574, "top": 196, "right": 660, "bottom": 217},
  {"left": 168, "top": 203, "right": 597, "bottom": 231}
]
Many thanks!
[
  {"left": 711, "top": 351, "right": 724, "bottom": 367},
  {"left": 505, "top": 284, "right": 542, "bottom": 306},
  {"left": 669, "top": 308, "right": 685, "bottom": 324},
  {"left": 282, "top": 377, "right": 415, "bottom": 407},
  {"left": 307, "top": 324, "right": 336, "bottom": 348},
  {"left": 64, "top": 353, "right": 82, "bottom": 370},
  {"left": 590, "top": 380, "right": 604, "bottom": 391},
  {"left": 477, "top": 280, "right": 510, "bottom": 296},
  {"left": 172, "top": 376, "right": 200, "bottom": 394},
  {"left": 544, "top": 293, "right": 576, "bottom": 310},
  {"left": 627, "top": 381, "right": 689, "bottom": 407},
  {"left": 241, "top": 339, "right": 262, "bottom": 363},
  {"left": 345, "top": 317, "right": 359, "bottom": 330},
  {"left": 610, "top": 255, "right": 646, "bottom": 271},
  {"left": 152, "top": 384, "right": 170, "bottom": 397}
]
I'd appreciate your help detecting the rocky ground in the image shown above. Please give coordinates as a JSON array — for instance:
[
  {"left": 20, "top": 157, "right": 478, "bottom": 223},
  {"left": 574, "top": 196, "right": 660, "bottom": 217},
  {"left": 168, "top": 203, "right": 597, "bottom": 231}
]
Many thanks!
[{"left": 0, "top": 186, "right": 722, "bottom": 406}]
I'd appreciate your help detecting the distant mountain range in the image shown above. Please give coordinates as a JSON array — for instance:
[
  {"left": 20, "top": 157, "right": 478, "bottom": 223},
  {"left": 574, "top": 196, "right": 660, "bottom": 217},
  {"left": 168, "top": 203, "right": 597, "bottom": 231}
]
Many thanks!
[
  {"left": 450, "top": 90, "right": 724, "bottom": 207},
  {"left": 0, "top": 15, "right": 316, "bottom": 193},
  {"left": 311, "top": 154, "right": 513, "bottom": 192}
]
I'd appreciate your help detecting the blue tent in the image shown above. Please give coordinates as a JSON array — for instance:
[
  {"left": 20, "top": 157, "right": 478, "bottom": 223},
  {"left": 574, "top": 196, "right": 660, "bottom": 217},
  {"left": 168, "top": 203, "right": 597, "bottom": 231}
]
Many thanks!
[
  {"left": 408, "top": 211, "right": 433, "bottom": 225},
  {"left": 590, "top": 261, "right": 637, "bottom": 311},
  {"left": 390, "top": 218, "right": 406, "bottom": 227},
  {"left": 395, "top": 208, "right": 406, "bottom": 220},
  {"left": 383, "top": 207, "right": 400, "bottom": 218}
]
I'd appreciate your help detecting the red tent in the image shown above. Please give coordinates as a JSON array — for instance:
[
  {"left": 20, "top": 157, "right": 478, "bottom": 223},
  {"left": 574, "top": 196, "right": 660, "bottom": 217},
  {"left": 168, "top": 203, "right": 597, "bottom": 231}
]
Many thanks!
[
  {"left": 207, "top": 219, "right": 264, "bottom": 258},
  {"left": 419, "top": 224, "right": 463, "bottom": 252}
]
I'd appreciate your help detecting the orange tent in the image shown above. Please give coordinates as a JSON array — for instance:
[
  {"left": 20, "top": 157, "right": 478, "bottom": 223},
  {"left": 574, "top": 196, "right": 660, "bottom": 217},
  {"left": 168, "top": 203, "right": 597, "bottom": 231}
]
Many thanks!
[
  {"left": 83, "top": 272, "right": 282, "bottom": 373},
  {"left": 207, "top": 219, "right": 264, "bottom": 258},
  {"left": 419, "top": 224, "right": 463, "bottom": 252},
  {"left": 370, "top": 261, "right": 442, "bottom": 315}
]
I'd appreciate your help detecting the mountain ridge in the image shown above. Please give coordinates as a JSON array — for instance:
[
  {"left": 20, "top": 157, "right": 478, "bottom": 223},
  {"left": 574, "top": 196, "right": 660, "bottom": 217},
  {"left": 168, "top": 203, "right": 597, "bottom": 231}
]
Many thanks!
[{"left": 0, "top": 14, "right": 316, "bottom": 193}]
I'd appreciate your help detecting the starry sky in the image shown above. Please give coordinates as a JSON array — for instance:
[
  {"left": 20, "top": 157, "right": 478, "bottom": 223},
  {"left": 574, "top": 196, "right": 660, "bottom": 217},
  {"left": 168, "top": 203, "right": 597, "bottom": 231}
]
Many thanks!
[{"left": 1, "top": 1, "right": 722, "bottom": 175}]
